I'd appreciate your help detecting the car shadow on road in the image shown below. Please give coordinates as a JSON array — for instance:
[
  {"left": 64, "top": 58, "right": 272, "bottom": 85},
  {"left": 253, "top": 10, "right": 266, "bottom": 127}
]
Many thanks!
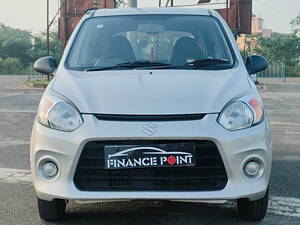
[{"left": 52, "top": 201, "right": 263, "bottom": 225}]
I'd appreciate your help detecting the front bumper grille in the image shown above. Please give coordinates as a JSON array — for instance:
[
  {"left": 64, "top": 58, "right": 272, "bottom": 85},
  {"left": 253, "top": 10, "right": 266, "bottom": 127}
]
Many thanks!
[{"left": 74, "top": 140, "right": 228, "bottom": 191}]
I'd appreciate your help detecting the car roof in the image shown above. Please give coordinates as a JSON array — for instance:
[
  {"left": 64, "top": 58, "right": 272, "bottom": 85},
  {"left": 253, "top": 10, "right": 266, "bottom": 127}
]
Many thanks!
[{"left": 93, "top": 7, "right": 212, "bottom": 17}]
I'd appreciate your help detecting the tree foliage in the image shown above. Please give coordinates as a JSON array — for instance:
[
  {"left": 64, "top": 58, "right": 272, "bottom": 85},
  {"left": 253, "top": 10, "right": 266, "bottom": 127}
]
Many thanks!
[
  {"left": 0, "top": 24, "right": 33, "bottom": 65},
  {"left": 253, "top": 33, "right": 300, "bottom": 76},
  {"left": 114, "top": 0, "right": 127, "bottom": 7},
  {"left": 253, "top": 33, "right": 300, "bottom": 64},
  {"left": 242, "top": 13, "right": 300, "bottom": 77},
  {"left": 0, "top": 57, "right": 24, "bottom": 74},
  {"left": 0, "top": 23, "right": 64, "bottom": 74},
  {"left": 30, "top": 31, "right": 64, "bottom": 63},
  {"left": 290, "top": 12, "right": 300, "bottom": 34}
]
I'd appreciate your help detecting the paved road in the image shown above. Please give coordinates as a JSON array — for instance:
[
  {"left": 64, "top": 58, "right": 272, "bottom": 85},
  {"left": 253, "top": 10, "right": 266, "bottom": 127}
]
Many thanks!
[{"left": 0, "top": 76, "right": 299, "bottom": 225}]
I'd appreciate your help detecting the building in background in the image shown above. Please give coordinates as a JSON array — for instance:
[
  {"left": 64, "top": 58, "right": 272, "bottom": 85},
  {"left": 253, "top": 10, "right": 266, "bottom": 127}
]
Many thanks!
[
  {"left": 58, "top": 0, "right": 253, "bottom": 44},
  {"left": 252, "top": 15, "right": 272, "bottom": 37},
  {"left": 59, "top": 0, "right": 115, "bottom": 44},
  {"left": 237, "top": 15, "right": 272, "bottom": 51}
]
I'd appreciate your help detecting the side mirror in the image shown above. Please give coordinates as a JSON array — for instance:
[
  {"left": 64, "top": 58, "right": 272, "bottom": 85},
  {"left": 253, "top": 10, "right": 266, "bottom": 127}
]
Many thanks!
[
  {"left": 246, "top": 55, "right": 268, "bottom": 74},
  {"left": 33, "top": 56, "right": 57, "bottom": 75}
]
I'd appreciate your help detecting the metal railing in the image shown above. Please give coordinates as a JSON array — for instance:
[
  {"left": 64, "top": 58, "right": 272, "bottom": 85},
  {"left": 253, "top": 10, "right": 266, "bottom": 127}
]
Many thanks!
[
  {"left": 27, "top": 63, "right": 47, "bottom": 81},
  {"left": 257, "top": 62, "right": 286, "bottom": 82}
]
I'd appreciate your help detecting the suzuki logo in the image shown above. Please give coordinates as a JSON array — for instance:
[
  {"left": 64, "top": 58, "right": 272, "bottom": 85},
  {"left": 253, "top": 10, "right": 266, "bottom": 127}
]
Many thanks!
[{"left": 142, "top": 123, "right": 157, "bottom": 136}]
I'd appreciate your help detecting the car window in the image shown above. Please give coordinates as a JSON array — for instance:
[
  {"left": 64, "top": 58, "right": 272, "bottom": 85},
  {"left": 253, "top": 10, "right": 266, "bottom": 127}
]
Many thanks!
[
  {"left": 115, "top": 30, "right": 194, "bottom": 62},
  {"left": 67, "top": 15, "right": 235, "bottom": 71}
]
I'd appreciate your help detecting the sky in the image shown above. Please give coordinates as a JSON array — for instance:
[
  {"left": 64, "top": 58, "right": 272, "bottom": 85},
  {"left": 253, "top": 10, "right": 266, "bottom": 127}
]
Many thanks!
[{"left": 0, "top": 0, "right": 299, "bottom": 34}]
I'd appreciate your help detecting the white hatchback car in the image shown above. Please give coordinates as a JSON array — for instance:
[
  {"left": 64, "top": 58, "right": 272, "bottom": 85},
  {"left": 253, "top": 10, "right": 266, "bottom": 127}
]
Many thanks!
[{"left": 31, "top": 7, "right": 272, "bottom": 222}]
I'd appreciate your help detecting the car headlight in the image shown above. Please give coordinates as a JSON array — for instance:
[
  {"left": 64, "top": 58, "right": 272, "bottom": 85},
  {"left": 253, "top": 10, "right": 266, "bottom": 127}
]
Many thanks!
[
  {"left": 218, "top": 95, "right": 263, "bottom": 131},
  {"left": 38, "top": 91, "right": 83, "bottom": 132}
]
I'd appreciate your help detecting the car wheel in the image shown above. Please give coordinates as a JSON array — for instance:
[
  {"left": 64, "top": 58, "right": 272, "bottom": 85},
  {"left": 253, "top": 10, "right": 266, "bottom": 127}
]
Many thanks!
[
  {"left": 37, "top": 198, "right": 66, "bottom": 221},
  {"left": 237, "top": 188, "right": 269, "bottom": 221}
]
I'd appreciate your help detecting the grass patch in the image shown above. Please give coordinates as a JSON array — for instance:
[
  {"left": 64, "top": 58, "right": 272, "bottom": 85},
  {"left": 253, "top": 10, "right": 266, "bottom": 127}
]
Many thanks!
[{"left": 27, "top": 79, "right": 50, "bottom": 88}]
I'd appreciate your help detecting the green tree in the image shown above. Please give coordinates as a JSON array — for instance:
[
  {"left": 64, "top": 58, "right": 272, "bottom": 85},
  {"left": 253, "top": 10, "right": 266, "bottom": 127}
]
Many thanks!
[
  {"left": 254, "top": 33, "right": 300, "bottom": 63},
  {"left": 0, "top": 24, "right": 34, "bottom": 65},
  {"left": 0, "top": 23, "right": 64, "bottom": 74},
  {"left": 0, "top": 58, "right": 3, "bottom": 73},
  {"left": 253, "top": 33, "right": 300, "bottom": 76},
  {"left": 29, "top": 31, "right": 64, "bottom": 63},
  {"left": 115, "top": 0, "right": 126, "bottom": 7},
  {"left": 290, "top": 12, "right": 300, "bottom": 34},
  {"left": 0, "top": 57, "right": 24, "bottom": 74}
]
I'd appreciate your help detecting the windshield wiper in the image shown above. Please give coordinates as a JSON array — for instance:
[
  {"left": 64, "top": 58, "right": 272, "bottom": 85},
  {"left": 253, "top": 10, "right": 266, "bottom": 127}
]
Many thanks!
[
  {"left": 85, "top": 61, "right": 171, "bottom": 71},
  {"left": 118, "top": 61, "right": 171, "bottom": 68},
  {"left": 185, "top": 58, "right": 230, "bottom": 67},
  {"left": 85, "top": 59, "right": 230, "bottom": 71}
]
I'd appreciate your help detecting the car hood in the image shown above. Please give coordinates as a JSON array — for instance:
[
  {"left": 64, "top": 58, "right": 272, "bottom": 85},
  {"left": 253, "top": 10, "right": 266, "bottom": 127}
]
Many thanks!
[{"left": 52, "top": 68, "right": 250, "bottom": 114}]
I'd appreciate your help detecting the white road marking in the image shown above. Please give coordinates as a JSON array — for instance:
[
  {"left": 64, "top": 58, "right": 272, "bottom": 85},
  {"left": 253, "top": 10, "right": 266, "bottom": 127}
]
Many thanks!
[
  {"left": 0, "top": 93, "right": 22, "bottom": 98},
  {"left": 0, "top": 140, "right": 30, "bottom": 147},
  {"left": 0, "top": 168, "right": 31, "bottom": 183},
  {"left": 269, "top": 196, "right": 300, "bottom": 218},
  {"left": 273, "top": 155, "right": 300, "bottom": 162},
  {"left": 270, "top": 121, "right": 300, "bottom": 127},
  {"left": 225, "top": 196, "right": 300, "bottom": 218},
  {"left": 0, "top": 167, "right": 299, "bottom": 218},
  {"left": 0, "top": 109, "right": 36, "bottom": 113}
]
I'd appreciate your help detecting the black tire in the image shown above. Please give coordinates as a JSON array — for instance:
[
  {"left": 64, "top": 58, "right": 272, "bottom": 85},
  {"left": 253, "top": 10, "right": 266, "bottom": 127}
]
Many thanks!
[
  {"left": 237, "top": 188, "right": 269, "bottom": 221},
  {"left": 37, "top": 198, "right": 66, "bottom": 222}
]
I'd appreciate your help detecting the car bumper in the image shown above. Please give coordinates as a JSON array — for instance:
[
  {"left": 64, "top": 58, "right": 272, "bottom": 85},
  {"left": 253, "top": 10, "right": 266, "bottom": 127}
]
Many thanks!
[{"left": 30, "top": 114, "right": 272, "bottom": 202}]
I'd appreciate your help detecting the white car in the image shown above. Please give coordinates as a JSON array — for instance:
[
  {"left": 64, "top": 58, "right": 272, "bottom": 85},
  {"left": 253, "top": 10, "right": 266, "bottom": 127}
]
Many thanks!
[{"left": 31, "top": 7, "right": 272, "bottom": 222}]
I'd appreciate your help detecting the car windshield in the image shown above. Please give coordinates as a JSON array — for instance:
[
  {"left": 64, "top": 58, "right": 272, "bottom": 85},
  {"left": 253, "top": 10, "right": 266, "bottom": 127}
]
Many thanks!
[{"left": 67, "top": 14, "right": 235, "bottom": 71}]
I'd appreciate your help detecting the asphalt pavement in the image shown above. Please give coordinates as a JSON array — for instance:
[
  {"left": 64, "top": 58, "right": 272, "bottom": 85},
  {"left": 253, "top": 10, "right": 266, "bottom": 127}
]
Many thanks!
[{"left": 0, "top": 75, "right": 299, "bottom": 225}]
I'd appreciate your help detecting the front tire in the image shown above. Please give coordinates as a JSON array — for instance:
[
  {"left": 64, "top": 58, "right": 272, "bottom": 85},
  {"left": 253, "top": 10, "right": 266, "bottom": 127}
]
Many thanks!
[
  {"left": 237, "top": 188, "right": 269, "bottom": 221},
  {"left": 37, "top": 198, "right": 66, "bottom": 221}
]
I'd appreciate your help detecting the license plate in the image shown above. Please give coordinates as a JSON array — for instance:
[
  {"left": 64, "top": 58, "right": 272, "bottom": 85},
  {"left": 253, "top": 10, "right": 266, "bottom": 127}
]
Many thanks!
[{"left": 104, "top": 142, "right": 195, "bottom": 169}]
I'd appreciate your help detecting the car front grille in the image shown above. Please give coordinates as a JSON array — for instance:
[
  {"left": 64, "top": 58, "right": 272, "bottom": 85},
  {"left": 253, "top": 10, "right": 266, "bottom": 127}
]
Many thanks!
[
  {"left": 94, "top": 114, "right": 206, "bottom": 121},
  {"left": 73, "top": 140, "right": 228, "bottom": 191}
]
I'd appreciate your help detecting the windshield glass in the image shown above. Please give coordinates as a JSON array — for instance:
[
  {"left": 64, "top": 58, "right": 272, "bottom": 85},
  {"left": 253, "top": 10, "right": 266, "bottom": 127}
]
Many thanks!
[{"left": 67, "top": 15, "right": 235, "bottom": 71}]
